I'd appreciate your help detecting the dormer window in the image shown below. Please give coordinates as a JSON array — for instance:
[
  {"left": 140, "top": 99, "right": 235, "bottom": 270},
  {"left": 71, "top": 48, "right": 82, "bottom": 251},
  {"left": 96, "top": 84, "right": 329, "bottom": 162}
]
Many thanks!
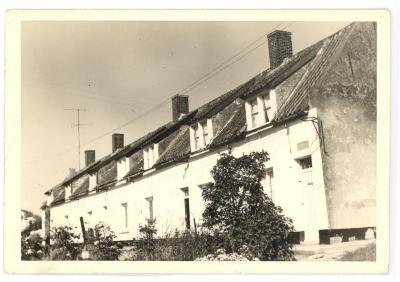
[
  {"left": 262, "top": 93, "right": 273, "bottom": 122},
  {"left": 143, "top": 143, "right": 159, "bottom": 170},
  {"left": 245, "top": 90, "right": 277, "bottom": 130},
  {"left": 190, "top": 119, "right": 213, "bottom": 152},
  {"left": 250, "top": 98, "right": 259, "bottom": 128},
  {"left": 193, "top": 124, "right": 201, "bottom": 150}
]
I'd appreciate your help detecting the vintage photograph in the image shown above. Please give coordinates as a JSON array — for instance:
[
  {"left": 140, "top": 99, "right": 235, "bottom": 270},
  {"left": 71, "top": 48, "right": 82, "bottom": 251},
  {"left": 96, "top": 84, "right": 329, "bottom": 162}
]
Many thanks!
[{"left": 10, "top": 11, "right": 388, "bottom": 271}]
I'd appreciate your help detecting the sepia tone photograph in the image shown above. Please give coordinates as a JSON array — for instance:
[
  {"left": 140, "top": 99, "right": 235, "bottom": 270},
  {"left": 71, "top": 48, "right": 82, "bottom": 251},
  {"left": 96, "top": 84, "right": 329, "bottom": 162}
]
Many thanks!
[{"left": 4, "top": 9, "right": 391, "bottom": 273}]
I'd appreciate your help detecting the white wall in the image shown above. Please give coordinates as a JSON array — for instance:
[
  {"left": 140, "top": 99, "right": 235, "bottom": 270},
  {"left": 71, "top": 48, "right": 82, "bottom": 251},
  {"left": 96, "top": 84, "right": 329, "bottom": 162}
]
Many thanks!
[{"left": 49, "top": 108, "right": 329, "bottom": 243}]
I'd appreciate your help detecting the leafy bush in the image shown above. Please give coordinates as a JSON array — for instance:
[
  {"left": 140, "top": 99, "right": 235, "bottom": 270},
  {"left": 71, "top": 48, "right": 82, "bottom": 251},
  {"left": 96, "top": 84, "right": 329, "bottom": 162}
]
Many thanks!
[
  {"left": 92, "top": 222, "right": 121, "bottom": 260},
  {"left": 195, "top": 247, "right": 259, "bottom": 261},
  {"left": 21, "top": 232, "right": 47, "bottom": 260},
  {"left": 131, "top": 226, "right": 227, "bottom": 261},
  {"left": 50, "top": 225, "right": 82, "bottom": 260},
  {"left": 202, "top": 151, "right": 295, "bottom": 261},
  {"left": 131, "top": 219, "right": 157, "bottom": 260}
]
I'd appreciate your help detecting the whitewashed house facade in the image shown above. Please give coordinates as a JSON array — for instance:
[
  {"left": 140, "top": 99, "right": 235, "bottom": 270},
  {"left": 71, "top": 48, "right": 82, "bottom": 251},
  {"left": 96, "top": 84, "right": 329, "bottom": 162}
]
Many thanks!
[{"left": 42, "top": 22, "right": 377, "bottom": 244}]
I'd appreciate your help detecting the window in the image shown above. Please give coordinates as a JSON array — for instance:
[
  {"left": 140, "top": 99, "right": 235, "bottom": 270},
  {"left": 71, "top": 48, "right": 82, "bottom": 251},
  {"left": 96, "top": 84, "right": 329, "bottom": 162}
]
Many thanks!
[
  {"left": 191, "top": 120, "right": 213, "bottom": 151},
  {"left": 299, "top": 156, "right": 313, "bottom": 185},
  {"left": 193, "top": 124, "right": 201, "bottom": 150},
  {"left": 201, "top": 121, "right": 210, "bottom": 146},
  {"left": 250, "top": 99, "right": 259, "bottom": 128},
  {"left": 264, "top": 169, "right": 274, "bottom": 199},
  {"left": 144, "top": 144, "right": 158, "bottom": 169},
  {"left": 262, "top": 93, "right": 272, "bottom": 122},
  {"left": 145, "top": 197, "right": 154, "bottom": 222},
  {"left": 121, "top": 203, "right": 128, "bottom": 229},
  {"left": 246, "top": 91, "right": 276, "bottom": 130},
  {"left": 181, "top": 187, "right": 190, "bottom": 229}
]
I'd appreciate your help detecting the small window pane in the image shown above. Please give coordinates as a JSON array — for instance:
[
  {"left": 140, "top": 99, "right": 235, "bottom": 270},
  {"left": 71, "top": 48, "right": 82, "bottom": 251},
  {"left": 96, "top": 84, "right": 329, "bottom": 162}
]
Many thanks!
[
  {"left": 263, "top": 94, "right": 271, "bottom": 109},
  {"left": 263, "top": 94, "right": 272, "bottom": 122},
  {"left": 250, "top": 99, "right": 259, "bottom": 128},
  {"left": 146, "top": 197, "right": 154, "bottom": 221},
  {"left": 250, "top": 99, "right": 258, "bottom": 114},
  {"left": 300, "top": 157, "right": 313, "bottom": 169},
  {"left": 194, "top": 125, "right": 201, "bottom": 149},
  {"left": 299, "top": 157, "right": 313, "bottom": 185},
  {"left": 121, "top": 203, "right": 128, "bottom": 228},
  {"left": 202, "top": 121, "right": 209, "bottom": 145},
  {"left": 264, "top": 169, "right": 274, "bottom": 198}
]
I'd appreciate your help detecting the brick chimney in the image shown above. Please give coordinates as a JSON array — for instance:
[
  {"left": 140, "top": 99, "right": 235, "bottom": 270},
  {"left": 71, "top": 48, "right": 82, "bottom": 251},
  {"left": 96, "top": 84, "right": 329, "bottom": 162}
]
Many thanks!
[
  {"left": 112, "top": 133, "right": 124, "bottom": 152},
  {"left": 84, "top": 150, "right": 95, "bottom": 167},
  {"left": 267, "top": 30, "right": 293, "bottom": 69},
  {"left": 172, "top": 94, "right": 189, "bottom": 122}
]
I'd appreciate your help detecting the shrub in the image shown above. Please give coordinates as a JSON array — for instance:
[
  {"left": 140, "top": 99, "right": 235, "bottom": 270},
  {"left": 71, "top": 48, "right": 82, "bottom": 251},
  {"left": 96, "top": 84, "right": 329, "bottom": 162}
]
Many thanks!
[
  {"left": 132, "top": 219, "right": 157, "bottom": 260},
  {"left": 50, "top": 225, "right": 82, "bottom": 260},
  {"left": 92, "top": 222, "right": 121, "bottom": 260},
  {"left": 195, "top": 247, "right": 259, "bottom": 261},
  {"left": 202, "top": 151, "right": 295, "bottom": 261},
  {"left": 21, "top": 232, "right": 47, "bottom": 260},
  {"left": 132, "top": 226, "right": 226, "bottom": 261}
]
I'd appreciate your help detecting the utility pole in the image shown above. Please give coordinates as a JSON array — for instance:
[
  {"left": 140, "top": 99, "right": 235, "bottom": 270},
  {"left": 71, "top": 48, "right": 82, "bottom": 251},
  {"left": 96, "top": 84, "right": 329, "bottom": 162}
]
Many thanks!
[{"left": 64, "top": 108, "right": 90, "bottom": 170}]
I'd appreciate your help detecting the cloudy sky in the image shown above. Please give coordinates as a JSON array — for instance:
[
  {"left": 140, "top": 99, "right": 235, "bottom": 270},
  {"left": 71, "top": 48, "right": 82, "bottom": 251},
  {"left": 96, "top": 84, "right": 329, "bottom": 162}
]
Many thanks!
[{"left": 22, "top": 21, "right": 349, "bottom": 214}]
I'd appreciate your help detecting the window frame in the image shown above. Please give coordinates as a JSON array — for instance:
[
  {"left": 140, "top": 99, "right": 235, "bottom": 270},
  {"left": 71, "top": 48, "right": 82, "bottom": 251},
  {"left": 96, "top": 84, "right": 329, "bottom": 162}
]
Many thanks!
[
  {"left": 262, "top": 93, "right": 272, "bottom": 122},
  {"left": 143, "top": 143, "right": 158, "bottom": 170},
  {"left": 180, "top": 187, "right": 190, "bottom": 229},
  {"left": 250, "top": 98, "right": 259, "bottom": 128},
  {"left": 190, "top": 119, "right": 213, "bottom": 152},
  {"left": 245, "top": 90, "right": 276, "bottom": 131},
  {"left": 264, "top": 168, "right": 274, "bottom": 199},
  {"left": 121, "top": 202, "right": 128, "bottom": 229},
  {"left": 145, "top": 196, "right": 154, "bottom": 222},
  {"left": 299, "top": 156, "right": 313, "bottom": 186},
  {"left": 193, "top": 123, "right": 201, "bottom": 150}
]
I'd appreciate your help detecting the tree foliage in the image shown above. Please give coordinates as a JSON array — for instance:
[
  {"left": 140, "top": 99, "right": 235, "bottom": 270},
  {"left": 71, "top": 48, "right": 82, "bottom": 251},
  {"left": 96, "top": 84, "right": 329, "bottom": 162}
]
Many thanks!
[
  {"left": 202, "top": 151, "right": 295, "bottom": 260},
  {"left": 21, "top": 232, "right": 47, "bottom": 260},
  {"left": 92, "top": 222, "right": 121, "bottom": 260},
  {"left": 50, "top": 225, "right": 82, "bottom": 260},
  {"left": 21, "top": 210, "right": 42, "bottom": 236},
  {"left": 132, "top": 219, "right": 158, "bottom": 260}
]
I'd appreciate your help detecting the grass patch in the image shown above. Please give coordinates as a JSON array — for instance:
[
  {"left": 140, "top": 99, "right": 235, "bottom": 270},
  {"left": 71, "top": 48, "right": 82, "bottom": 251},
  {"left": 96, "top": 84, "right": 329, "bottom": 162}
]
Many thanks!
[{"left": 340, "top": 242, "right": 376, "bottom": 261}]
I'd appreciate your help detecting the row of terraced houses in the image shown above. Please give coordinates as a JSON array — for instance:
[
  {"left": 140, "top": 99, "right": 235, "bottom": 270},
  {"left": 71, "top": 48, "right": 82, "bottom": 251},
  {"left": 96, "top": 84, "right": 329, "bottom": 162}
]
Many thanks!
[{"left": 41, "top": 22, "right": 377, "bottom": 244}]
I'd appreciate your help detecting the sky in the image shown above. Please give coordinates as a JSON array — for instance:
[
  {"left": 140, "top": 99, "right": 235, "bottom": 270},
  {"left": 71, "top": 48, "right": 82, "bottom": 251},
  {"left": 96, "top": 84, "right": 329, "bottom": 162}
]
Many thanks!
[{"left": 21, "top": 21, "right": 349, "bottom": 215}]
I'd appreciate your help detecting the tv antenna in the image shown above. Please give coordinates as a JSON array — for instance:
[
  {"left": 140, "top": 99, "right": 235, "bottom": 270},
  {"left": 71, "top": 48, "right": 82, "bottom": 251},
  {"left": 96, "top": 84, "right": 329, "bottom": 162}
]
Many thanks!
[{"left": 64, "top": 108, "right": 91, "bottom": 170}]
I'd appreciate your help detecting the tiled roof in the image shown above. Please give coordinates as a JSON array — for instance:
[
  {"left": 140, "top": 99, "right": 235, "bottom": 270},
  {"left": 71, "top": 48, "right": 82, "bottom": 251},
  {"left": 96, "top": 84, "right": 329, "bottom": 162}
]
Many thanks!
[
  {"left": 210, "top": 105, "right": 246, "bottom": 147},
  {"left": 69, "top": 176, "right": 90, "bottom": 199},
  {"left": 125, "top": 150, "right": 144, "bottom": 178},
  {"left": 155, "top": 125, "right": 191, "bottom": 167},
  {"left": 51, "top": 187, "right": 65, "bottom": 206},
  {"left": 46, "top": 23, "right": 356, "bottom": 200},
  {"left": 274, "top": 23, "right": 354, "bottom": 122}
]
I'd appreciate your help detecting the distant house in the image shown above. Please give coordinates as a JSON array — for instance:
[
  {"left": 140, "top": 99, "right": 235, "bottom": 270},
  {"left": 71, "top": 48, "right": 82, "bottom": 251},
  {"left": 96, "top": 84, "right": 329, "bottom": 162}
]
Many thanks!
[
  {"left": 21, "top": 210, "right": 42, "bottom": 235},
  {"left": 42, "top": 22, "right": 376, "bottom": 243}
]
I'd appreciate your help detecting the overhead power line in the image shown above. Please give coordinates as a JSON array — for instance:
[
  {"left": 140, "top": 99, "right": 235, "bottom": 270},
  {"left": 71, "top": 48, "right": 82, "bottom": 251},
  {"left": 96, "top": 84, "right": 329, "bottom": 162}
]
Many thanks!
[
  {"left": 178, "top": 22, "right": 286, "bottom": 94},
  {"left": 28, "top": 21, "right": 296, "bottom": 162}
]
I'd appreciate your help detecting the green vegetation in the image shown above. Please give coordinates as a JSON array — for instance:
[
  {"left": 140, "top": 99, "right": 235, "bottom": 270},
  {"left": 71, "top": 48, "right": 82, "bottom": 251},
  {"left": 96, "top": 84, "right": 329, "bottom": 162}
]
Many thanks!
[{"left": 340, "top": 242, "right": 376, "bottom": 261}]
